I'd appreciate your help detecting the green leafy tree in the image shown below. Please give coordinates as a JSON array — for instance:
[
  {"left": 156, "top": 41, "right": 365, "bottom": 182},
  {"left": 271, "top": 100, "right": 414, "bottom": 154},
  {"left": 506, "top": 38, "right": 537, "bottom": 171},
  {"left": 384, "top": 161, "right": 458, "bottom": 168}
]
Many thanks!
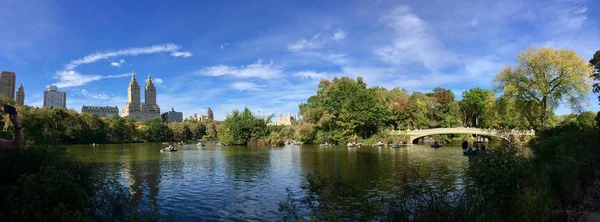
[
  {"left": 144, "top": 118, "right": 173, "bottom": 142},
  {"left": 494, "top": 48, "right": 593, "bottom": 129},
  {"left": 460, "top": 88, "right": 496, "bottom": 127},
  {"left": 218, "top": 108, "right": 269, "bottom": 145},
  {"left": 300, "top": 77, "right": 387, "bottom": 142},
  {"left": 590, "top": 50, "right": 600, "bottom": 102}
]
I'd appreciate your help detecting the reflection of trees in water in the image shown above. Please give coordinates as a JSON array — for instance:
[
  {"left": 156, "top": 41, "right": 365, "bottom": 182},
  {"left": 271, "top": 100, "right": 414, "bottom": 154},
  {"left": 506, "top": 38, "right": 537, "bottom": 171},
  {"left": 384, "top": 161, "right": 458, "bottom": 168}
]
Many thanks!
[
  {"left": 123, "top": 144, "right": 162, "bottom": 210},
  {"left": 222, "top": 146, "right": 274, "bottom": 185},
  {"left": 296, "top": 145, "right": 468, "bottom": 216}
]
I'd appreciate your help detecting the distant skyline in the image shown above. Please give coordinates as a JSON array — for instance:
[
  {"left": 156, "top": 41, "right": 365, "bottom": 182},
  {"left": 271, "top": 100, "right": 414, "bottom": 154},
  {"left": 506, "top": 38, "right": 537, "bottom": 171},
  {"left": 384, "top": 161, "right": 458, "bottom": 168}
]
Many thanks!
[{"left": 1, "top": 0, "right": 599, "bottom": 120}]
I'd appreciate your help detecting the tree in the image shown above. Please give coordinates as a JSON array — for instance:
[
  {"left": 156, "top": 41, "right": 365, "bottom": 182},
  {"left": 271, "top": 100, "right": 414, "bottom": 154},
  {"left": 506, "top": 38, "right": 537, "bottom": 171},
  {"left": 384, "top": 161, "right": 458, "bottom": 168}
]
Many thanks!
[
  {"left": 460, "top": 88, "right": 496, "bottom": 127},
  {"left": 299, "top": 77, "right": 387, "bottom": 142},
  {"left": 218, "top": 108, "right": 269, "bottom": 145},
  {"left": 494, "top": 48, "right": 593, "bottom": 129},
  {"left": 590, "top": 50, "right": 600, "bottom": 102},
  {"left": 144, "top": 118, "right": 173, "bottom": 142}
]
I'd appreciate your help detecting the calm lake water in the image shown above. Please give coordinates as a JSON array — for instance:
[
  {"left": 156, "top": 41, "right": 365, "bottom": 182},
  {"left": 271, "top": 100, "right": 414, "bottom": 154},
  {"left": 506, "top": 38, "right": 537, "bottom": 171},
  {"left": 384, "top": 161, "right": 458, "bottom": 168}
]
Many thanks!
[{"left": 67, "top": 142, "right": 484, "bottom": 221}]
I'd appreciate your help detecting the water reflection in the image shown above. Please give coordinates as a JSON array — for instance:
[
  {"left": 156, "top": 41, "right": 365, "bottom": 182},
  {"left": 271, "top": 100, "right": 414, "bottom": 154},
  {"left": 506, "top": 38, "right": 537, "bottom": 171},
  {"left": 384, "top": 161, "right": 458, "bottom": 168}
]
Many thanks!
[{"left": 68, "top": 143, "right": 477, "bottom": 221}]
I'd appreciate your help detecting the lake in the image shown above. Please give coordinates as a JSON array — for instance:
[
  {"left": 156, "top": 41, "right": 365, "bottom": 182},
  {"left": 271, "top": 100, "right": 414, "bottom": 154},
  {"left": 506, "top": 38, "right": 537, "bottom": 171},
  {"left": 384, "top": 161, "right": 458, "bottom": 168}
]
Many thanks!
[{"left": 67, "top": 142, "right": 479, "bottom": 221}]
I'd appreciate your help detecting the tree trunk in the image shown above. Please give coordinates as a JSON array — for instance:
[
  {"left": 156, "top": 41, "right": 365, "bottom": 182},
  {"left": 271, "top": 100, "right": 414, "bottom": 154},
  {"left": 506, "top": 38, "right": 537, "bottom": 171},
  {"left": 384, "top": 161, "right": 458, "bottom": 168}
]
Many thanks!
[{"left": 541, "top": 97, "right": 547, "bottom": 129}]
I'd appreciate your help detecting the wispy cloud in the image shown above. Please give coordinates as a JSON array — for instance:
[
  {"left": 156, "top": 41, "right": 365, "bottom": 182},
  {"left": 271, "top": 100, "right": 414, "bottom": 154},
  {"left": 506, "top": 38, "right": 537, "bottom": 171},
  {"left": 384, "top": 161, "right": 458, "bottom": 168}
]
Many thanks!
[
  {"left": 332, "top": 29, "right": 347, "bottom": 41},
  {"left": 295, "top": 71, "right": 330, "bottom": 80},
  {"left": 105, "top": 72, "right": 134, "bottom": 79},
  {"left": 64, "top": 43, "right": 182, "bottom": 70},
  {"left": 374, "top": 5, "right": 456, "bottom": 71},
  {"left": 220, "top": 43, "right": 230, "bottom": 49},
  {"left": 197, "top": 59, "right": 283, "bottom": 79},
  {"left": 171, "top": 51, "right": 193, "bottom": 57},
  {"left": 80, "top": 89, "right": 109, "bottom": 100},
  {"left": 230, "top": 81, "right": 262, "bottom": 91},
  {"left": 110, "top": 58, "right": 126, "bottom": 67},
  {"left": 54, "top": 44, "right": 190, "bottom": 87},
  {"left": 154, "top": 78, "right": 164, "bottom": 84},
  {"left": 288, "top": 34, "right": 323, "bottom": 52}
]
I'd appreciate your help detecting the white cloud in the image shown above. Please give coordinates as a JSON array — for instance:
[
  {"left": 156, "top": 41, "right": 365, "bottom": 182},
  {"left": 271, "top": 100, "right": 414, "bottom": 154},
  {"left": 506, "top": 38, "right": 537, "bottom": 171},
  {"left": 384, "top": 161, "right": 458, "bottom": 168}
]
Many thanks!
[
  {"left": 171, "top": 51, "right": 193, "bottom": 57},
  {"left": 65, "top": 43, "right": 181, "bottom": 70},
  {"left": 374, "top": 5, "right": 456, "bottom": 71},
  {"left": 110, "top": 58, "right": 126, "bottom": 67},
  {"left": 154, "top": 78, "right": 164, "bottom": 84},
  {"left": 332, "top": 29, "right": 347, "bottom": 41},
  {"left": 220, "top": 43, "right": 230, "bottom": 49},
  {"left": 295, "top": 71, "right": 330, "bottom": 80},
  {"left": 54, "top": 44, "right": 189, "bottom": 87},
  {"left": 80, "top": 89, "right": 109, "bottom": 100},
  {"left": 197, "top": 59, "right": 283, "bottom": 79},
  {"left": 105, "top": 72, "right": 134, "bottom": 79},
  {"left": 54, "top": 70, "right": 103, "bottom": 88},
  {"left": 230, "top": 81, "right": 262, "bottom": 91},
  {"left": 288, "top": 34, "right": 322, "bottom": 52}
]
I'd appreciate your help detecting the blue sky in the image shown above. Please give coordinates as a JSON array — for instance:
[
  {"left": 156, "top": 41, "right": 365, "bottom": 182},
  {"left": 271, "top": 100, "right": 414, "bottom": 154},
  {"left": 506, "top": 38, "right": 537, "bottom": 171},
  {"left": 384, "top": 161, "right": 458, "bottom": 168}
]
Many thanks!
[{"left": 1, "top": 0, "right": 599, "bottom": 120}]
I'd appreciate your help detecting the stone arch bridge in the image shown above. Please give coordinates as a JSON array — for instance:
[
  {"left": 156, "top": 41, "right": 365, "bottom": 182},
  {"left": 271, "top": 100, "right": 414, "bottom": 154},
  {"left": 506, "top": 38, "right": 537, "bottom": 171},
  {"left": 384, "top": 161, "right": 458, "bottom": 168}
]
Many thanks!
[{"left": 389, "top": 127, "right": 536, "bottom": 144}]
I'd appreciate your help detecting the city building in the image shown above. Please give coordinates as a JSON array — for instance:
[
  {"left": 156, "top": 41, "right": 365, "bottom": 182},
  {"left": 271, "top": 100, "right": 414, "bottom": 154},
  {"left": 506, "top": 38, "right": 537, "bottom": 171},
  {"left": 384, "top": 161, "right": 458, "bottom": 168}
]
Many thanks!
[
  {"left": 185, "top": 108, "right": 215, "bottom": 122},
  {"left": 0, "top": 71, "right": 16, "bottom": 100},
  {"left": 122, "top": 73, "right": 161, "bottom": 121},
  {"left": 206, "top": 107, "right": 214, "bottom": 120},
  {"left": 161, "top": 108, "right": 183, "bottom": 123},
  {"left": 43, "top": 85, "right": 66, "bottom": 109},
  {"left": 268, "top": 113, "right": 295, "bottom": 126},
  {"left": 81, "top": 105, "right": 119, "bottom": 118},
  {"left": 16, "top": 84, "right": 24, "bottom": 106}
]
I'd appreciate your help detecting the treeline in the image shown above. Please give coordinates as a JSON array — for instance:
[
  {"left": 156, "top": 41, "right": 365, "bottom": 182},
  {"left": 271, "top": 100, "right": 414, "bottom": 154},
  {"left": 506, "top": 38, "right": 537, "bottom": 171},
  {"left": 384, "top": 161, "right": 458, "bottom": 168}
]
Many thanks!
[
  {"left": 0, "top": 105, "right": 219, "bottom": 145},
  {"left": 219, "top": 47, "right": 596, "bottom": 145}
]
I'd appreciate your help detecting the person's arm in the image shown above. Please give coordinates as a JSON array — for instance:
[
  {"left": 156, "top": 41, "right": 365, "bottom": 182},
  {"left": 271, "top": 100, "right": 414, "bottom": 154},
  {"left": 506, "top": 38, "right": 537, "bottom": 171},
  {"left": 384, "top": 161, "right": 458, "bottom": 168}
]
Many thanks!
[{"left": 0, "top": 114, "right": 23, "bottom": 152}]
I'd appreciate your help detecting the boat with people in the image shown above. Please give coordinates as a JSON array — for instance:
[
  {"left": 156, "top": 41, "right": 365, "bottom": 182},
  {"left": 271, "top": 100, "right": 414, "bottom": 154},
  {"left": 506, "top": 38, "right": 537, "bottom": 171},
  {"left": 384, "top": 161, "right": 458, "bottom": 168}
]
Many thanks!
[
  {"left": 178, "top": 141, "right": 185, "bottom": 145},
  {"left": 161, "top": 145, "right": 178, "bottom": 152},
  {"left": 347, "top": 142, "right": 361, "bottom": 148},
  {"left": 292, "top": 141, "right": 303, "bottom": 145},
  {"left": 320, "top": 142, "right": 333, "bottom": 148},
  {"left": 374, "top": 141, "right": 385, "bottom": 147},
  {"left": 196, "top": 142, "right": 206, "bottom": 146},
  {"left": 392, "top": 141, "right": 407, "bottom": 148},
  {"left": 431, "top": 141, "right": 442, "bottom": 148}
]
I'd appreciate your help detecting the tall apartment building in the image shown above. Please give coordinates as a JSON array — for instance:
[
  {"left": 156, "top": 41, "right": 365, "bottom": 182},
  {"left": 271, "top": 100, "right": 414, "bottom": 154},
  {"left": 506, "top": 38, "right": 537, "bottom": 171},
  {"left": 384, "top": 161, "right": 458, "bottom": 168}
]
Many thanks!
[
  {"left": 16, "top": 84, "right": 24, "bottom": 106},
  {"left": 0, "top": 71, "right": 16, "bottom": 100},
  {"left": 43, "top": 85, "right": 66, "bottom": 109},
  {"left": 122, "top": 74, "right": 161, "bottom": 121}
]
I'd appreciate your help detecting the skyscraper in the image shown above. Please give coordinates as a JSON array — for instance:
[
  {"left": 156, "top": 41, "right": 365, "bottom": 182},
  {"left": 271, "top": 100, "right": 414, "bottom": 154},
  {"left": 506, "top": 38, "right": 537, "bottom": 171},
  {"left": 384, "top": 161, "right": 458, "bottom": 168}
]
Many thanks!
[
  {"left": 207, "top": 107, "right": 214, "bottom": 120},
  {"left": 43, "top": 85, "right": 66, "bottom": 109},
  {"left": 123, "top": 73, "right": 161, "bottom": 121},
  {"left": 16, "top": 84, "right": 24, "bottom": 106},
  {"left": 0, "top": 71, "right": 16, "bottom": 100}
]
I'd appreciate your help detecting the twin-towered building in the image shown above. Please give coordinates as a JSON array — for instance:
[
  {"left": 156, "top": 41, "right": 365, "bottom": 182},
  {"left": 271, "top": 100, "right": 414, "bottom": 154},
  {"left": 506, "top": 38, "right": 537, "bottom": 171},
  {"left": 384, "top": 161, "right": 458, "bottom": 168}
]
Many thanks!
[{"left": 122, "top": 73, "right": 161, "bottom": 121}]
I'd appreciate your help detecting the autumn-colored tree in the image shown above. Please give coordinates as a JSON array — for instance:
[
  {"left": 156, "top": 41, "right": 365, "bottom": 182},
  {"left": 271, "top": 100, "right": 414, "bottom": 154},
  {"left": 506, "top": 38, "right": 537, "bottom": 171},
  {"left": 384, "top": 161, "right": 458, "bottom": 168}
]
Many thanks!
[{"left": 494, "top": 48, "right": 593, "bottom": 129}]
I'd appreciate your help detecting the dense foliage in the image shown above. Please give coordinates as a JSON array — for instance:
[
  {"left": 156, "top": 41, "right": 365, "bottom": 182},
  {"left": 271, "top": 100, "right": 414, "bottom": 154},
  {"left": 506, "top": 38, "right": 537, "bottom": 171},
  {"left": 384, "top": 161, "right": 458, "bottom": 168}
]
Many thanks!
[
  {"left": 494, "top": 48, "right": 593, "bottom": 129},
  {"left": 218, "top": 108, "right": 270, "bottom": 145}
]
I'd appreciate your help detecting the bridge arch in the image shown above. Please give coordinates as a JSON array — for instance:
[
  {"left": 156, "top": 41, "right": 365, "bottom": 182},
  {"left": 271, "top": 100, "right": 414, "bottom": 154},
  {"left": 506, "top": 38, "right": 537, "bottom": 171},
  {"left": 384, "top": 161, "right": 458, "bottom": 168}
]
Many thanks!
[{"left": 410, "top": 132, "right": 510, "bottom": 144}]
